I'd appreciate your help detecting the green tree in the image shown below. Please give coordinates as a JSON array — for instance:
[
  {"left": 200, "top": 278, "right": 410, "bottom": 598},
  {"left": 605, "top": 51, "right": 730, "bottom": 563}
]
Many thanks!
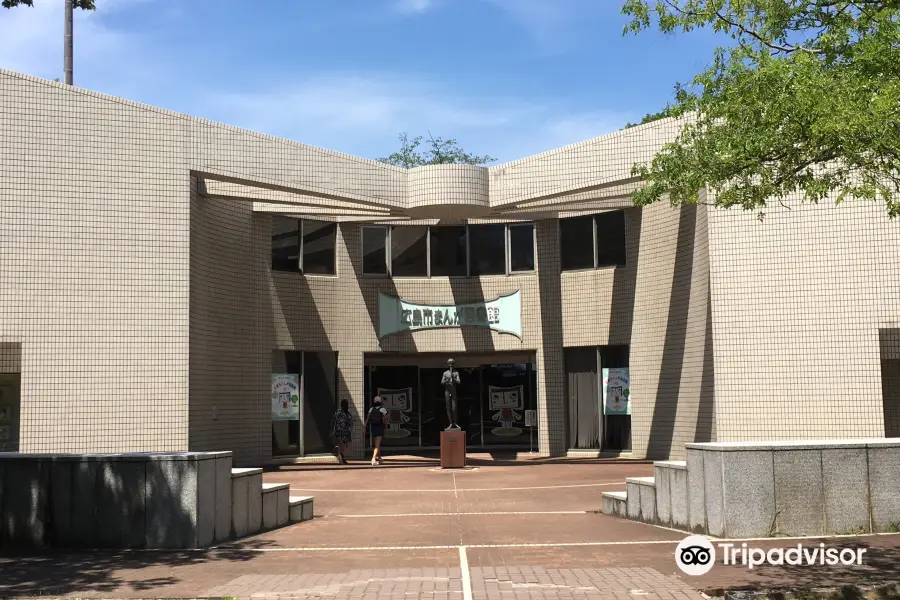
[
  {"left": 378, "top": 133, "right": 495, "bottom": 168},
  {"left": 621, "top": 0, "right": 900, "bottom": 219},
  {"left": 4, "top": 0, "right": 95, "bottom": 85},
  {"left": 2, "top": 0, "right": 94, "bottom": 8}
]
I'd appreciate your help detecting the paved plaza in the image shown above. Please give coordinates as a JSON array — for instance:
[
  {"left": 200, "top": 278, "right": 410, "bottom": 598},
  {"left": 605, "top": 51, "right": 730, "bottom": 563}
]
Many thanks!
[{"left": 1, "top": 456, "right": 899, "bottom": 599}]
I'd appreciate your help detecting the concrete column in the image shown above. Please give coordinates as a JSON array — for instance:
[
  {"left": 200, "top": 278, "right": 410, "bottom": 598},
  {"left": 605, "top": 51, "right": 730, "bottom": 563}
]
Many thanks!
[
  {"left": 338, "top": 351, "right": 366, "bottom": 459},
  {"left": 535, "top": 220, "right": 566, "bottom": 457}
]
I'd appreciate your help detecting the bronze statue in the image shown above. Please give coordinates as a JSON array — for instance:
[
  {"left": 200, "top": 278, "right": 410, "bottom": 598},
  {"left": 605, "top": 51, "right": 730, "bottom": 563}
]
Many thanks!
[{"left": 442, "top": 358, "right": 461, "bottom": 430}]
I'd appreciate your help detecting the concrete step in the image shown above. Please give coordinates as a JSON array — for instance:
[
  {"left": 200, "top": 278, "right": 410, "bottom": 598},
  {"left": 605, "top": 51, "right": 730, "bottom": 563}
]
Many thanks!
[
  {"left": 289, "top": 496, "right": 315, "bottom": 522},
  {"left": 653, "top": 461, "right": 688, "bottom": 529},
  {"left": 601, "top": 491, "right": 627, "bottom": 517},
  {"left": 230, "top": 468, "right": 264, "bottom": 538},
  {"left": 625, "top": 476, "right": 657, "bottom": 524},
  {"left": 261, "top": 482, "right": 291, "bottom": 529}
]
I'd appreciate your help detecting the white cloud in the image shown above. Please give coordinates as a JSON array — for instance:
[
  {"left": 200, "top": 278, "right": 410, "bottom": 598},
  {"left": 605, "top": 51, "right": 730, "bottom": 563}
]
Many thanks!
[
  {"left": 0, "top": 2, "right": 635, "bottom": 163},
  {"left": 479, "top": 0, "right": 601, "bottom": 52},
  {"left": 0, "top": 0, "right": 157, "bottom": 84},
  {"left": 203, "top": 74, "right": 635, "bottom": 163},
  {"left": 393, "top": 0, "right": 437, "bottom": 14}
]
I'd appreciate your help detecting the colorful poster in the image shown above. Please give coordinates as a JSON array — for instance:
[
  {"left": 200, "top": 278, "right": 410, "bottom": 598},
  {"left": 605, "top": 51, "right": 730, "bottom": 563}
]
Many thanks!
[
  {"left": 602, "top": 368, "right": 631, "bottom": 415},
  {"left": 489, "top": 385, "right": 524, "bottom": 436},
  {"left": 377, "top": 387, "right": 413, "bottom": 438},
  {"left": 271, "top": 373, "right": 300, "bottom": 421},
  {"left": 377, "top": 290, "right": 522, "bottom": 339}
]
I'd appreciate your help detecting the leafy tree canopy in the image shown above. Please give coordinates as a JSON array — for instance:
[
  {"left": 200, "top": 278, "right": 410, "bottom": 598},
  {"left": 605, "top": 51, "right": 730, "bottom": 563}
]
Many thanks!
[
  {"left": 624, "top": 106, "right": 681, "bottom": 129},
  {"left": 378, "top": 133, "right": 495, "bottom": 168},
  {"left": 621, "top": 0, "right": 900, "bottom": 218},
  {"left": 3, "top": 0, "right": 95, "bottom": 7}
]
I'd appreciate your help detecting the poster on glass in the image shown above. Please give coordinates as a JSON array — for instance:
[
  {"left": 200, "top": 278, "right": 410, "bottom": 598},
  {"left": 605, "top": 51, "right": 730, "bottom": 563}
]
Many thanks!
[
  {"left": 271, "top": 373, "right": 301, "bottom": 421},
  {"left": 602, "top": 368, "right": 631, "bottom": 415}
]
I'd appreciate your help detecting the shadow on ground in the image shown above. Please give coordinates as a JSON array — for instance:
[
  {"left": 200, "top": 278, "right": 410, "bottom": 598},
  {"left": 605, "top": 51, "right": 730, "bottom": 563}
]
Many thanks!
[
  {"left": 0, "top": 539, "right": 278, "bottom": 596},
  {"left": 270, "top": 453, "right": 651, "bottom": 472},
  {"left": 701, "top": 539, "right": 900, "bottom": 593}
]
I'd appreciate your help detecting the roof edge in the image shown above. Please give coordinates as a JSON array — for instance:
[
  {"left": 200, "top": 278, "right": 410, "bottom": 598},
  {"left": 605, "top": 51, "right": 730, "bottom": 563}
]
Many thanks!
[{"left": 0, "top": 68, "right": 406, "bottom": 174}]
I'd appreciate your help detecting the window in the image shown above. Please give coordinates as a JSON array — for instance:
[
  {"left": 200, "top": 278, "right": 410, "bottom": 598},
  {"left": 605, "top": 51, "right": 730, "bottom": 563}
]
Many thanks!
[
  {"left": 560, "top": 216, "right": 595, "bottom": 271},
  {"left": 271, "top": 217, "right": 336, "bottom": 275},
  {"left": 508, "top": 224, "right": 535, "bottom": 272},
  {"left": 469, "top": 224, "right": 506, "bottom": 276},
  {"left": 391, "top": 225, "right": 428, "bottom": 276},
  {"left": 362, "top": 226, "right": 389, "bottom": 275},
  {"left": 373, "top": 222, "right": 537, "bottom": 278},
  {"left": 559, "top": 212, "right": 627, "bottom": 271},
  {"left": 429, "top": 226, "right": 468, "bottom": 277},
  {"left": 302, "top": 220, "right": 337, "bottom": 275},
  {"left": 595, "top": 211, "right": 626, "bottom": 267},
  {"left": 272, "top": 216, "right": 300, "bottom": 272},
  {"left": 0, "top": 373, "right": 20, "bottom": 453}
]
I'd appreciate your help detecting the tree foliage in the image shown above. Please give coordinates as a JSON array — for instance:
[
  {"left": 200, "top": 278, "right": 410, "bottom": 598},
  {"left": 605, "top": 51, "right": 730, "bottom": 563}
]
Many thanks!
[
  {"left": 2, "top": 0, "right": 95, "bottom": 7},
  {"left": 378, "top": 133, "right": 495, "bottom": 168},
  {"left": 624, "top": 106, "right": 681, "bottom": 128},
  {"left": 621, "top": 0, "right": 900, "bottom": 218}
]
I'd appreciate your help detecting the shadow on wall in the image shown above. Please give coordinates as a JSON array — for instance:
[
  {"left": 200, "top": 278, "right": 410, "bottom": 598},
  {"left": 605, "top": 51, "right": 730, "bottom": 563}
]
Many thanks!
[
  {"left": 646, "top": 205, "right": 700, "bottom": 459},
  {"left": 0, "top": 455, "right": 233, "bottom": 552},
  {"left": 536, "top": 220, "right": 566, "bottom": 455},
  {"left": 344, "top": 223, "right": 413, "bottom": 354},
  {"left": 608, "top": 208, "right": 642, "bottom": 345},
  {"left": 880, "top": 328, "right": 900, "bottom": 438},
  {"left": 695, "top": 292, "right": 715, "bottom": 443}
]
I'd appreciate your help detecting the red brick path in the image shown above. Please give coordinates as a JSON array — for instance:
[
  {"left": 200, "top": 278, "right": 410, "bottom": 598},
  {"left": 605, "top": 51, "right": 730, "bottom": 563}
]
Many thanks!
[{"left": 1, "top": 457, "right": 898, "bottom": 598}]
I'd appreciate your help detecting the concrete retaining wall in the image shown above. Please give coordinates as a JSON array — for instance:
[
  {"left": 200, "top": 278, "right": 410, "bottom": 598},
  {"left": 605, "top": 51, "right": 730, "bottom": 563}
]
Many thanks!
[
  {"left": 0, "top": 451, "right": 232, "bottom": 549},
  {"left": 686, "top": 439, "right": 900, "bottom": 538}
]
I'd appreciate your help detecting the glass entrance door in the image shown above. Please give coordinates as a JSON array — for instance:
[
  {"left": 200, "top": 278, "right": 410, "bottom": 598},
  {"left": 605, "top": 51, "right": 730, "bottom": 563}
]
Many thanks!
[
  {"left": 482, "top": 363, "right": 535, "bottom": 446},
  {"left": 367, "top": 365, "right": 419, "bottom": 447},
  {"left": 364, "top": 354, "right": 537, "bottom": 450},
  {"left": 419, "top": 366, "right": 481, "bottom": 447}
]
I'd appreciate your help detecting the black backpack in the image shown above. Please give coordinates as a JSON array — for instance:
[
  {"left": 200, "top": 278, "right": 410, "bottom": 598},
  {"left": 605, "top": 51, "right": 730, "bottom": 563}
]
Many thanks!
[{"left": 368, "top": 406, "right": 384, "bottom": 425}]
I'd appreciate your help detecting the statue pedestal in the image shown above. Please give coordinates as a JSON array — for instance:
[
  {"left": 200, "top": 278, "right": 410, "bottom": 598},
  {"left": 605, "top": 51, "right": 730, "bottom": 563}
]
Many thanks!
[{"left": 440, "top": 430, "right": 466, "bottom": 469}]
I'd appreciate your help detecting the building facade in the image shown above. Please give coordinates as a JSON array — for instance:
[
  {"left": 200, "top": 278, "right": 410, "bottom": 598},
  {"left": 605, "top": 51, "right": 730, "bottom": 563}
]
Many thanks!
[{"left": 1, "top": 69, "right": 897, "bottom": 465}]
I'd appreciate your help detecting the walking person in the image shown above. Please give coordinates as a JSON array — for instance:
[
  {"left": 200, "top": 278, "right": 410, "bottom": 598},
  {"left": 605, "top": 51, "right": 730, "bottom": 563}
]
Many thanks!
[
  {"left": 365, "top": 395, "right": 388, "bottom": 466},
  {"left": 330, "top": 399, "right": 353, "bottom": 465}
]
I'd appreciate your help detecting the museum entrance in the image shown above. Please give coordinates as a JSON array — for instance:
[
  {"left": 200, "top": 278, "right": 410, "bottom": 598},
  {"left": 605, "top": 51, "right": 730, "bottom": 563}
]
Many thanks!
[{"left": 364, "top": 351, "right": 538, "bottom": 450}]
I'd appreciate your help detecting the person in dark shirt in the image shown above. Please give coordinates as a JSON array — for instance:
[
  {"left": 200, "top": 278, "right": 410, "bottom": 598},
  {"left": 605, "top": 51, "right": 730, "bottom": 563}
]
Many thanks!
[
  {"left": 364, "top": 395, "right": 388, "bottom": 466},
  {"left": 330, "top": 399, "right": 353, "bottom": 465}
]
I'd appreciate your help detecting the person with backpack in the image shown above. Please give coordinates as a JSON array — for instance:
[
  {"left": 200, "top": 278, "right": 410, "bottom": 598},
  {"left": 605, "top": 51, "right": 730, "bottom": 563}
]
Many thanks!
[{"left": 365, "top": 395, "right": 388, "bottom": 466}]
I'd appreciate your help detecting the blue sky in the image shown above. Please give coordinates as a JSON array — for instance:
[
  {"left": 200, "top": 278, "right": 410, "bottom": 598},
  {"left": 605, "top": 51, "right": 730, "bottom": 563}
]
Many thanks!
[{"left": 0, "top": 0, "right": 721, "bottom": 163}]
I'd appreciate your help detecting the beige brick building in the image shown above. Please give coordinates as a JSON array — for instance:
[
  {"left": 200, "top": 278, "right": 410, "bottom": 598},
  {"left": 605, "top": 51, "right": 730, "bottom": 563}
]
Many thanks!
[{"left": 1, "top": 69, "right": 897, "bottom": 465}]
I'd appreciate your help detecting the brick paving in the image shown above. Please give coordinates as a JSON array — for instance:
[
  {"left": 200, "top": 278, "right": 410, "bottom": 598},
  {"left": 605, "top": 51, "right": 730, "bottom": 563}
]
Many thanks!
[{"left": 1, "top": 457, "right": 899, "bottom": 599}]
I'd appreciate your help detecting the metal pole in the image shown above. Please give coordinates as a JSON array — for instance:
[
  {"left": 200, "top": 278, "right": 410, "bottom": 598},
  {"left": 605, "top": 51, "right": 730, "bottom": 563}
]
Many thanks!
[{"left": 64, "top": 0, "right": 73, "bottom": 85}]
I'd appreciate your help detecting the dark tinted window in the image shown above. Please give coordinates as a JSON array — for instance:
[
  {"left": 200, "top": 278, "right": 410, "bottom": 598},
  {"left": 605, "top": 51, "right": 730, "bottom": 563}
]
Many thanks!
[
  {"left": 508, "top": 224, "right": 535, "bottom": 272},
  {"left": 302, "top": 220, "right": 337, "bottom": 275},
  {"left": 272, "top": 216, "right": 300, "bottom": 272},
  {"left": 595, "top": 211, "right": 627, "bottom": 267},
  {"left": 469, "top": 224, "right": 506, "bottom": 276},
  {"left": 391, "top": 226, "right": 428, "bottom": 276},
  {"left": 429, "top": 226, "right": 468, "bottom": 277},
  {"left": 560, "top": 216, "right": 595, "bottom": 271},
  {"left": 362, "top": 226, "right": 388, "bottom": 275}
]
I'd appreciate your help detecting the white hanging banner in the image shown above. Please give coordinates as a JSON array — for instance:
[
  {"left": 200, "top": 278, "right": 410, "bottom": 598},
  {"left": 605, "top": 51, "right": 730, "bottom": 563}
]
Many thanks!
[{"left": 377, "top": 290, "right": 522, "bottom": 339}]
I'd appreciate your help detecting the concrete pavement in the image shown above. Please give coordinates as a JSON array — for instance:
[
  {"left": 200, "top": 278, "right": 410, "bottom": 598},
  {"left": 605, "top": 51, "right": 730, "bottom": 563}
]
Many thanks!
[{"left": 1, "top": 456, "right": 897, "bottom": 599}]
